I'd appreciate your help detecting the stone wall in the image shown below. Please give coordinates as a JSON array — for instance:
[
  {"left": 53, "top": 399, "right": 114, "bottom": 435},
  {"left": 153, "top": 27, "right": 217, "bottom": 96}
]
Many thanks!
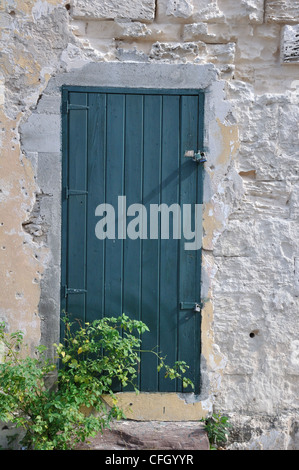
[{"left": 0, "top": 0, "right": 299, "bottom": 449}]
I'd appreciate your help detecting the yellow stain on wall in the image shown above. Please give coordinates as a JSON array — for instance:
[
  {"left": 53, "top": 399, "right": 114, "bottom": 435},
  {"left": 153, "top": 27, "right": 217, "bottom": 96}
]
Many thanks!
[
  {"left": 0, "top": 109, "right": 46, "bottom": 353},
  {"left": 15, "top": 0, "right": 64, "bottom": 16},
  {"left": 202, "top": 119, "right": 239, "bottom": 251},
  {"left": 15, "top": 50, "right": 41, "bottom": 86},
  {"left": 216, "top": 118, "right": 239, "bottom": 166},
  {"left": 0, "top": 1, "right": 61, "bottom": 352},
  {"left": 103, "top": 393, "right": 210, "bottom": 422}
]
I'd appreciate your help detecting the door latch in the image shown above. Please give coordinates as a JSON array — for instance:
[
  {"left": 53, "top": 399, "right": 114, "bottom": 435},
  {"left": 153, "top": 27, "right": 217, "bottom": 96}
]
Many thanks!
[
  {"left": 184, "top": 150, "right": 207, "bottom": 163},
  {"left": 180, "top": 302, "right": 202, "bottom": 313}
]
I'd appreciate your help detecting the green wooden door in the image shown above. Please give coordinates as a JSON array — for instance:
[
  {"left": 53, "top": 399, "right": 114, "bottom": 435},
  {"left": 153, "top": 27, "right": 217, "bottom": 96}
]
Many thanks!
[{"left": 61, "top": 87, "right": 204, "bottom": 393}]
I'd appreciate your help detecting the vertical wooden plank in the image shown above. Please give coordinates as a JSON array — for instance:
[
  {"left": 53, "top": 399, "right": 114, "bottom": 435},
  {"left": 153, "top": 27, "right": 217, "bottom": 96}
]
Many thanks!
[
  {"left": 140, "top": 94, "right": 162, "bottom": 392},
  {"left": 123, "top": 94, "right": 143, "bottom": 322},
  {"left": 122, "top": 94, "right": 144, "bottom": 391},
  {"left": 86, "top": 93, "right": 106, "bottom": 324},
  {"left": 66, "top": 92, "right": 88, "bottom": 328},
  {"left": 178, "top": 94, "right": 201, "bottom": 393},
  {"left": 104, "top": 93, "right": 125, "bottom": 319},
  {"left": 158, "top": 95, "right": 181, "bottom": 392},
  {"left": 104, "top": 93, "right": 125, "bottom": 392}
]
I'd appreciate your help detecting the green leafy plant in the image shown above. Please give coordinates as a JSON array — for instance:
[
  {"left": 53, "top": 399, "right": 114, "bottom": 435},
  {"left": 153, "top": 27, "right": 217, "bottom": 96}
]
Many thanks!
[
  {"left": 0, "top": 314, "right": 193, "bottom": 450},
  {"left": 201, "top": 412, "right": 232, "bottom": 450}
]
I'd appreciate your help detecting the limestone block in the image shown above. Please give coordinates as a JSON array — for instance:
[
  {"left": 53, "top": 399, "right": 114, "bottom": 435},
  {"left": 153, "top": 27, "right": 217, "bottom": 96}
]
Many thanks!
[
  {"left": 183, "top": 23, "right": 236, "bottom": 43},
  {"left": 115, "top": 47, "right": 150, "bottom": 62},
  {"left": 157, "top": 0, "right": 225, "bottom": 23},
  {"left": 183, "top": 22, "right": 208, "bottom": 40},
  {"left": 166, "top": 0, "right": 194, "bottom": 18},
  {"left": 281, "top": 25, "right": 299, "bottom": 64},
  {"left": 237, "top": 26, "right": 279, "bottom": 62},
  {"left": 114, "top": 20, "right": 152, "bottom": 39},
  {"left": 266, "top": 0, "right": 299, "bottom": 23},
  {"left": 193, "top": 3, "right": 225, "bottom": 23},
  {"left": 206, "top": 43, "right": 236, "bottom": 64},
  {"left": 149, "top": 41, "right": 205, "bottom": 61},
  {"left": 217, "top": 0, "right": 264, "bottom": 24},
  {"left": 72, "top": 0, "right": 156, "bottom": 22}
]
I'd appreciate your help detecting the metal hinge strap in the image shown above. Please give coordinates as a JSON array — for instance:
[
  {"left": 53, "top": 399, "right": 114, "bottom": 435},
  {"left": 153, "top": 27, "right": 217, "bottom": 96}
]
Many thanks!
[
  {"left": 63, "top": 286, "right": 87, "bottom": 298},
  {"left": 62, "top": 101, "right": 89, "bottom": 114},
  {"left": 65, "top": 188, "right": 88, "bottom": 199}
]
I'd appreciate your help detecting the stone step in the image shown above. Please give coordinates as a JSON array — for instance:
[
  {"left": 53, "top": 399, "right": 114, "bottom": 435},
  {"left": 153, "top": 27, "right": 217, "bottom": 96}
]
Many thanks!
[{"left": 77, "top": 420, "right": 210, "bottom": 450}]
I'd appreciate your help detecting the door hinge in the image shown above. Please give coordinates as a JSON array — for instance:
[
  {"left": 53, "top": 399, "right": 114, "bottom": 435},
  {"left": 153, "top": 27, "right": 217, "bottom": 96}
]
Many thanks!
[
  {"left": 184, "top": 150, "right": 207, "bottom": 163},
  {"left": 62, "top": 101, "right": 89, "bottom": 114},
  {"left": 63, "top": 286, "right": 87, "bottom": 298},
  {"left": 180, "top": 302, "right": 202, "bottom": 312},
  {"left": 64, "top": 188, "right": 88, "bottom": 199}
]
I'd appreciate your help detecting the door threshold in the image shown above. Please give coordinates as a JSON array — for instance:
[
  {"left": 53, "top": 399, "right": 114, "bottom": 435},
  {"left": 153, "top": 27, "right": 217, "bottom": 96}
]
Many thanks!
[{"left": 76, "top": 419, "right": 209, "bottom": 450}]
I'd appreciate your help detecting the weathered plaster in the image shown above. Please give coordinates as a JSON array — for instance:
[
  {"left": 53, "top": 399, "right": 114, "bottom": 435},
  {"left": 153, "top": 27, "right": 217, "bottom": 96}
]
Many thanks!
[
  {"left": 0, "top": 0, "right": 72, "bottom": 357},
  {"left": 0, "top": 108, "right": 46, "bottom": 354}
]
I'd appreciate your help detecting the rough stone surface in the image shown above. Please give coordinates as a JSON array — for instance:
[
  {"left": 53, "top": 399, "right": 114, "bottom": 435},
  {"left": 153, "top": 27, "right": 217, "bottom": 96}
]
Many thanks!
[
  {"left": 157, "top": 0, "right": 225, "bottom": 23},
  {"left": 149, "top": 41, "right": 204, "bottom": 61},
  {"left": 218, "top": 0, "right": 264, "bottom": 24},
  {"left": 114, "top": 21, "right": 153, "bottom": 39},
  {"left": 281, "top": 25, "right": 299, "bottom": 63},
  {"left": 72, "top": 0, "right": 156, "bottom": 21},
  {"left": 266, "top": 0, "right": 299, "bottom": 23},
  {"left": 76, "top": 421, "right": 209, "bottom": 450},
  {"left": 166, "top": 0, "right": 194, "bottom": 19},
  {"left": 227, "top": 414, "right": 299, "bottom": 450},
  {"left": 183, "top": 22, "right": 236, "bottom": 44}
]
